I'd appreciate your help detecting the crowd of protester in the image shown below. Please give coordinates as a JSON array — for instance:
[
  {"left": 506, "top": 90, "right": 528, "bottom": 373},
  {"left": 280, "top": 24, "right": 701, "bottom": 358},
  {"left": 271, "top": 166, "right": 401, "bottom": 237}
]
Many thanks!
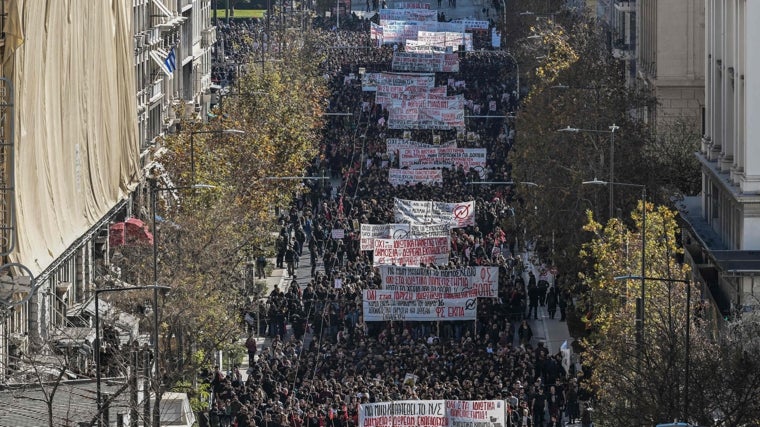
[{"left": 200, "top": 14, "right": 593, "bottom": 427}]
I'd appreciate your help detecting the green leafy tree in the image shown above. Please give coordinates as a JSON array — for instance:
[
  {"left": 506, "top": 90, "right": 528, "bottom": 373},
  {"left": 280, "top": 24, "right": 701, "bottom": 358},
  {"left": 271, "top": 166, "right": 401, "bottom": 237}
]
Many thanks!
[{"left": 578, "top": 204, "right": 760, "bottom": 426}]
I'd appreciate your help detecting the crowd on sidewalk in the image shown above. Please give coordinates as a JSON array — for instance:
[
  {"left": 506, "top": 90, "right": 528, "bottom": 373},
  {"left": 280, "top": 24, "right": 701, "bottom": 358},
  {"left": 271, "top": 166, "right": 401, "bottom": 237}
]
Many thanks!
[{"left": 199, "top": 14, "right": 593, "bottom": 427}]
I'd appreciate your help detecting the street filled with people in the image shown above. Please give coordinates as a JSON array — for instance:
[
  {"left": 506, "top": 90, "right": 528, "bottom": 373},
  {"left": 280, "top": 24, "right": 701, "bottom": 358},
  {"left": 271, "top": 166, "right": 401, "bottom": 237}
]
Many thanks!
[{"left": 203, "top": 11, "right": 592, "bottom": 427}]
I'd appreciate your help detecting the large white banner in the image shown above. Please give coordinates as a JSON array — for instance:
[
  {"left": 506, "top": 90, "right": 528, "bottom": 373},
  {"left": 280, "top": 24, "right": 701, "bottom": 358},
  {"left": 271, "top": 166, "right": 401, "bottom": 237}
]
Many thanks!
[
  {"left": 379, "top": 265, "right": 499, "bottom": 297},
  {"left": 392, "top": 52, "right": 460, "bottom": 73},
  {"left": 373, "top": 236, "right": 450, "bottom": 266},
  {"left": 399, "top": 147, "right": 487, "bottom": 173},
  {"left": 394, "top": 198, "right": 476, "bottom": 227},
  {"left": 360, "top": 223, "right": 451, "bottom": 251},
  {"left": 359, "top": 400, "right": 504, "bottom": 427},
  {"left": 362, "top": 291, "right": 476, "bottom": 321},
  {"left": 380, "top": 8, "right": 438, "bottom": 22},
  {"left": 386, "top": 138, "right": 457, "bottom": 155},
  {"left": 376, "top": 86, "right": 447, "bottom": 107},
  {"left": 388, "top": 169, "right": 443, "bottom": 187}
]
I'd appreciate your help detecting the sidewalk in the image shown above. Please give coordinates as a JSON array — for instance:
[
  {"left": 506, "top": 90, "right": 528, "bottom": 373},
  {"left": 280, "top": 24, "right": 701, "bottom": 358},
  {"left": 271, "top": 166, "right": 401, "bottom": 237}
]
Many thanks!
[{"left": 521, "top": 250, "right": 573, "bottom": 354}]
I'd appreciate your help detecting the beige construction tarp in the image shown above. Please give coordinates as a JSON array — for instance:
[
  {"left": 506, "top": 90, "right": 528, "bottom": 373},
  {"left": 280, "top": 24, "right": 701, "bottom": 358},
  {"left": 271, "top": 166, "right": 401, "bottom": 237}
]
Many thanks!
[{"left": 3, "top": 0, "right": 140, "bottom": 275}]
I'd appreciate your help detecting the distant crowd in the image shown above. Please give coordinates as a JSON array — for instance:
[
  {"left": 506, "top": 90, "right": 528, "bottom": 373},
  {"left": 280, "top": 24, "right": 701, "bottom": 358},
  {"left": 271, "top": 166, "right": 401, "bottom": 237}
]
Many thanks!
[{"left": 200, "top": 16, "right": 592, "bottom": 427}]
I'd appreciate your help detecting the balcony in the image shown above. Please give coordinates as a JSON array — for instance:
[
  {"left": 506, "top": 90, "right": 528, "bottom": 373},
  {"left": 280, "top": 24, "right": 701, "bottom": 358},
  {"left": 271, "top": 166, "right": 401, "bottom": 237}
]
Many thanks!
[
  {"left": 150, "top": 78, "right": 164, "bottom": 104},
  {"left": 201, "top": 26, "right": 217, "bottom": 49}
]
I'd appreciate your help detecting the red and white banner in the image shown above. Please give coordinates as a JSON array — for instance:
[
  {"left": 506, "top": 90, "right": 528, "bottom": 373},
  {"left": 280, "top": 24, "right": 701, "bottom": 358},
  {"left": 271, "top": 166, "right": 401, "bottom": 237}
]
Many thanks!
[
  {"left": 388, "top": 169, "right": 443, "bottom": 187},
  {"left": 359, "top": 400, "right": 504, "bottom": 427},
  {"left": 360, "top": 223, "right": 450, "bottom": 251},
  {"left": 362, "top": 291, "right": 476, "bottom": 321},
  {"left": 373, "top": 236, "right": 450, "bottom": 266},
  {"left": 379, "top": 265, "right": 498, "bottom": 297},
  {"left": 394, "top": 198, "right": 476, "bottom": 227},
  {"left": 392, "top": 52, "right": 460, "bottom": 73},
  {"left": 398, "top": 147, "right": 486, "bottom": 173}
]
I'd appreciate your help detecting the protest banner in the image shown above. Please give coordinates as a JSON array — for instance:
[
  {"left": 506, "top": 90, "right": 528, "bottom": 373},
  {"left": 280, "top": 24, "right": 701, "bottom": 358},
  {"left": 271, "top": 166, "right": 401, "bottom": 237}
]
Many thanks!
[
  {"left": 388, "top": 169, "right": 443, "bottom": 187},
  {"left": 398, "top": 147, "right": 486, "bottom": 173},
  {"left": 372, "top": 236, "right": 450, "bottom": 266},
  {"left": 362, "top": 290, "right": 475, "bottom": 321},
  {"left": 379, "top": 265, "right": 498, "bottom": 297},
  {"left": 331, "top": 229, "right": 345, "bottom": 239},
  {"left": 360, "top": 223, "right": 450, "bottom": 251},
  {"left": 394, "top": 199, "right": 476, "bottom": 227},
  {"left": 359, "top": 401, "right": 446, "bottom": 427},
  {"left": 391, "top": 52, "right": 460, "bottom": 73},
  {"left": 386, "top": 138, "right": 457, "bottom": 155},
  {"left": 380, "top": 8, "right": 437, "bottom": 22},
  {"left": 450, "top": 19, "right": 490, "bottom": 30},
  {"left": 445, "top": 400, "right": 506, "bottom": 427},
  {"left": 358, "top": 400, "right": 504, "bottom": 427}
]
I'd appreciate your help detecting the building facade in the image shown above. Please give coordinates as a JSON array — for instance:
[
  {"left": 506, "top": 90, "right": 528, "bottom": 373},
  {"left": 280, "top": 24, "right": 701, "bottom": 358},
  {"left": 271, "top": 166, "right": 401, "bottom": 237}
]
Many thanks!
[
  {"left": 0, "top": 0, "right": 215, "bottom": 383},
  {"left": 678, "top": 0, "right": 760, "bottom": 317},
  {"left": 596, "top": 0, "right": 705, "bottom": 131}
]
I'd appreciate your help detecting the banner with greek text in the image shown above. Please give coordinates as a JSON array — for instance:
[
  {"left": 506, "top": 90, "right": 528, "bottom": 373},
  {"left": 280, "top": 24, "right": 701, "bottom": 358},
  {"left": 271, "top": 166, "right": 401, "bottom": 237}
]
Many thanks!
[
  {"left": 362, "top": 291, "right": 475, "bottom": 321},
  {"left": 399, "top": 147, "right": 486, "bottom": 173},
  {"left": 360, "top": 223, "right": 451, "bottom": 251},
  {"left": 372, "top": 236, "right": 450, "bottom": 266},
  {"left": 394, "top": 199, "right": 476, "bottom": 227},
  {"left": 392, "top": 52, "right": 460, "bottom": 73},
  {"left": 386, "top": 138, "right": 457, "bottom": 155},
  {"left": 380, "top": 8, "right": 438, "bottom": 22},
  {"left": 388, "top": 169, "right": 443, "bottom": 187},
  {"left": 379, "top": 265, "right": 498, "bottom": 297},
  {"left": 358, "top": 400, "right": 504, "bottom": 427}
]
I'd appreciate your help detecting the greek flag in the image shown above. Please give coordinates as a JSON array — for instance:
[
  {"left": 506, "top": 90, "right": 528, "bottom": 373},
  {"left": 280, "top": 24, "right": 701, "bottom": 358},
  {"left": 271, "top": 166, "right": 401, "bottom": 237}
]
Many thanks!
[{"left": 164, "top": 48, "right": 176, "bottom": 74}]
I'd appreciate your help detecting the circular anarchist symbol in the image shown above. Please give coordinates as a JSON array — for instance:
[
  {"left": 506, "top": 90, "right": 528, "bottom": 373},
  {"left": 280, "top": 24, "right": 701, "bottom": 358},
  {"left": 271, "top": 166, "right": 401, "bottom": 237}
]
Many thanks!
[
  {"left": 452, "top": 204, "right": 471, "bottom": 219},
  {"left": 464, "top": 299, "right": 477, "bottom": 310},
  {"left": 393, "top": 229, "right": 410, "bottom": 239}
]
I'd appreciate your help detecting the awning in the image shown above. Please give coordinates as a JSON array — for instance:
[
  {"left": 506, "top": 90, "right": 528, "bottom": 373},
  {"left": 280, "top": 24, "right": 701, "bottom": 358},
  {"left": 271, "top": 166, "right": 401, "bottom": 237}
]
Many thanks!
[
  {"left": 151, "top": 0, "right": 173, "bottom": 18},
  {"left": 109, "top": 217, "right": 153, "bottom": 247}
]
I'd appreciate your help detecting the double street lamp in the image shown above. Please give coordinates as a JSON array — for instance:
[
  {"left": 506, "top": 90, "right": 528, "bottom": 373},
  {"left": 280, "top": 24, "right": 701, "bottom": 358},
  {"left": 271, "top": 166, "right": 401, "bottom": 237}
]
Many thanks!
[
  {"left": 94, "top": 285, "right": 170, "bottom": 427},
  {"left": 559, "top": 124, "right": 619, "bottom": 219}
]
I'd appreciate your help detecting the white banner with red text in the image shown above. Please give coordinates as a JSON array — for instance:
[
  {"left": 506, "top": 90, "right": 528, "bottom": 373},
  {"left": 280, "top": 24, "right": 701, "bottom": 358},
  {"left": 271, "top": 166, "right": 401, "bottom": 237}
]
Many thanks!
[
  {"left": 358, "top": 400, "right": 505, "bottom": 427},
  {"left": 362, "top": 291, "right": 476, "bottom": 322},
  {"left": 379, "top": 265, "right": 498, "bottom": 297},
  {"left": 372, "top": 236, "right": 450, "bottom": 266},
  {"left": 360, "top": 223, "right": 451, "bottom": 251}
]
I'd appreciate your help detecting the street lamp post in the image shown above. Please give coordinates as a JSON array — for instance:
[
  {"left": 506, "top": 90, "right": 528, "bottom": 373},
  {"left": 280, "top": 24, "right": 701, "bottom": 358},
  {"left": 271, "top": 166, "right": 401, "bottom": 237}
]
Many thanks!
[
  {"left": 94, "top": 285, "right": 170, "bottom": 427},
  {"left": 559, "top": 124, "right": 619, "bottom": 218},
  {"left": 189, "top": 129, "right": 245, "bottom": 184}
]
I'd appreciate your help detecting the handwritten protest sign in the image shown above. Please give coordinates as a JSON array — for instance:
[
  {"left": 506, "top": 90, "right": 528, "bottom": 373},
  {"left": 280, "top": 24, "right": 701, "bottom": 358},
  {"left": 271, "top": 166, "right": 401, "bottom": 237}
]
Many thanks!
[
  {"left": 379, "top": 265, "right": 498, "bottom": 297},
  {"left": 372, "top": 236, "right": 450, "bottom": 266},
  {"left": 392, "top": 52, "right": 460, "bottom": 73},
  {"left": 362, "top": 291, "right": 476, "bottom": 321}
]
